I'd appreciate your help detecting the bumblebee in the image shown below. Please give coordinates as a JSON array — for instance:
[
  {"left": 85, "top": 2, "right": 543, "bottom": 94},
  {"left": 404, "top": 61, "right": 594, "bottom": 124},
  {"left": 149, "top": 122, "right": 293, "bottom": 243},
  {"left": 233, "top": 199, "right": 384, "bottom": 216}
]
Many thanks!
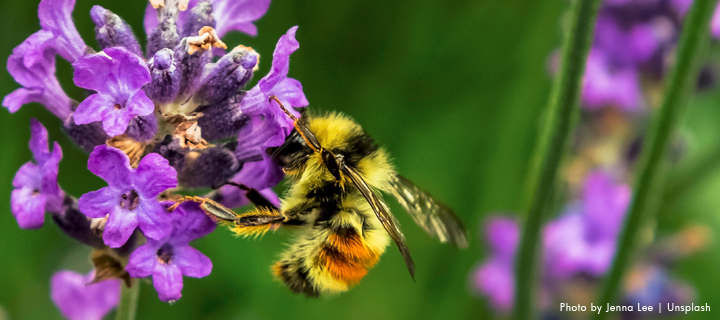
[{"left": 172, "top": 96, "right": 468, "bottom": 297}]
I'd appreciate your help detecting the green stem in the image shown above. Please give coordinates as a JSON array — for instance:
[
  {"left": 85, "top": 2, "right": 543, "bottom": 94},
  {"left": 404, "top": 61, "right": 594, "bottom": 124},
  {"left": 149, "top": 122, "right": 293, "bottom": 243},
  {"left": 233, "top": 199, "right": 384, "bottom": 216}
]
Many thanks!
[
  {"left": 662, "top": 143, "right": 720, "bottom": 209},
  {"left": 115, "top": 279, "right": 140, "bottom": 320},
  {"left": 513, "top": 0, "right": 601, "bottom": 319},
  {"left": 592, "top": 1, "right": 717, "bottom": 319}
]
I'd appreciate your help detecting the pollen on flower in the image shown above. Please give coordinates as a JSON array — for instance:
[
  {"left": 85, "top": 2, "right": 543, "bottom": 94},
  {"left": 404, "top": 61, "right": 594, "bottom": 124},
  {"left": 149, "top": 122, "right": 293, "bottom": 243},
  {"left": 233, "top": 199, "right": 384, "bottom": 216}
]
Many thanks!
[
  {"left": 119, "top": 190, "right": 141, "bottom": 211},
  {"left": 187, "top": 26, "right": 227, "bottom": 55},
  {"left": 156, "top": 243, "right": 174, "bottom": 264}
]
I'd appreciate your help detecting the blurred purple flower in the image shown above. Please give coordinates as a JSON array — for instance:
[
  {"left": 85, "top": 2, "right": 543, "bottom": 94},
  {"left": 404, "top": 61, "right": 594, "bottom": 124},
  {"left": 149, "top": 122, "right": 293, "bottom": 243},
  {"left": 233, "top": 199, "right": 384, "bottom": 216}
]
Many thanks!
[
  {"left": 51, "top": 270, "right": 120, "bottom": 320},
  {"left": 623, "top": 265, "right": 696, "bottom": 309},
  {"left": 78, "top": 145, "right": 177, "bottom": 248},
  {"left": 3, "top": 33, "right": 72, "bottom": 119},
  {"left": 72, "top": 47, "right": 154, "bottom": 137},
  {"left": 543, "top": 171, "right": 630, "bottom": 278},
  {"left": 472, "top": 216, "right": 519, "bottom": 313},
  {"left": 712, "top": 4, "right": 720, "bottom": 38},
  {"left": 143, "top": 0, "right": 271, "bottom": 38},
  {"left": 594, "top": 16, "right": 659, "bottom": 66},
  {"left": 582, "top": 50, "right": 643, "bottom": 111},
  {"left": 126, "top": 202, "right": 215, "bottom": 302},
  {"left": 11, "top": 119, "right": 64, "bottom": 229}
]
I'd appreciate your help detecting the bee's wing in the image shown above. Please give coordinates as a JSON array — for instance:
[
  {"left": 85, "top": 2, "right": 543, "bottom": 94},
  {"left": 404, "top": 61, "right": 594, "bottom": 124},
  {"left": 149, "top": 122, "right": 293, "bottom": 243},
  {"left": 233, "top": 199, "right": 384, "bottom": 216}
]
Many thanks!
[
  {"left": 389, "top": 175, "right": 468, "bottom": 248},
  {"left": 340, "top": 165, "right": 416, "bottom": 280}
]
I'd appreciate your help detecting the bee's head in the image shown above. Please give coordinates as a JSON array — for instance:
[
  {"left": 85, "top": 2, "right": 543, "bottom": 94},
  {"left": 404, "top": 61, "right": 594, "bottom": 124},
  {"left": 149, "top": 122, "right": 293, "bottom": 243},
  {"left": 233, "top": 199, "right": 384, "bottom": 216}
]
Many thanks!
[{"left": 269, "top": 97, "right": 345, "bottom": 181}]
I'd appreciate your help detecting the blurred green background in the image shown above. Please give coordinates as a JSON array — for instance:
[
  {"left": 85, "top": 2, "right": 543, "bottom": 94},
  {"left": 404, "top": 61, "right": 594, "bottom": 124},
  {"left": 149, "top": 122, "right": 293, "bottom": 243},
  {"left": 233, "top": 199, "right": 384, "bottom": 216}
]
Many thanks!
[{"left": 2, "top": 0, "right": 720, "bottom": 319}]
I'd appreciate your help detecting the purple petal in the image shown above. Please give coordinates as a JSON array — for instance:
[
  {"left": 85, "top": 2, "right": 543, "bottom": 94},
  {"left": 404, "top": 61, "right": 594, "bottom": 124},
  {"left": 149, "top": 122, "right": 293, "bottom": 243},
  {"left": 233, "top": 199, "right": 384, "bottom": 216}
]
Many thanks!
[
  {"left": 104, "top": 47, "right": 151, "bottom": 90},
  {"left": 167, "top": 202, "right": 216, "bottom": 244},
  {"left": 543, "top": 213, "right": 587, "bottom": 278},
  {"left": 582, "top": 171, "right": 630, "bottom": 239},
  {"left": 72, "top": 93, "right": 111, "bottom": 125},
  {"left": 712, "top": 4, "right": 720, "bottom": 39},
  {"left": 12, "top": 162, "right": 41, "bottom": 189},
  {"left": 78, "top": 187, "right": 118, "bottom": 219},
  {"left": 137, "top": 201, "right": 172, "bottom": 241},
  {"left": 125, "top": 90, "right": 155, "bottom": 119},
  {"left": 98, "top": 103, "right": 135, "bottom": 137},
  {"left": 271, "top": 78, "right": 309, "bottom": 108},
  {"left": 72, "top": 53, "right": 113, "bottom": 92},
  {"left": 3, "top": 32, "right": 72, "bottom": 119},
  {"left": 126, "top": 242, "right": 160, "bottom": 278},
  {"left": 40, "top": 141, "right": 63, "bottom": 202},
  {"left": 484, "top": 216, "right": 519, "bottom": 261},
  {"left": 134, "top": 153, "right": 178, "bottom": 198},
  {"left": 21, "top": 30, "right": 57, "bottom": 68},
  {"left": 152, "top": 264, "right": 184, "bottom": 302},
  {"left": 11, "top": 188, "right": 47, "bottom": 229},
  {"left": 38, "top": 0, "right": 86, "bottom": 62},
  {"left": 143, "top": 3, "right": 159, "bottom": 36},
  {"left": 235, "top": 114, "right": 286, "bottom": 161},
  {"left": 473, "top": 259, "right": 514, "bottom": 312},
  {"left": 103, "top": 207, "right": 138, "bottom": 248},
  {"left": 582, "top": 50, "right": 642, "bottom": 111},
  {"left": 174, "top": 245, "right": 212, "bottom": 278},
  {"left": 51, "top": 270, "right": 120, "bottom": 320},
  {"left": 258, "top": 26, "right": 300, "bottom": 91},
  {"left": 86, "top": 145, "right": 132, "bottom": 188},
  {"left": 29, "top": 119, "right": 50, "bottom": 161},
  {"left": 213, "top": 0, "right": 271, "bottom": 37}
]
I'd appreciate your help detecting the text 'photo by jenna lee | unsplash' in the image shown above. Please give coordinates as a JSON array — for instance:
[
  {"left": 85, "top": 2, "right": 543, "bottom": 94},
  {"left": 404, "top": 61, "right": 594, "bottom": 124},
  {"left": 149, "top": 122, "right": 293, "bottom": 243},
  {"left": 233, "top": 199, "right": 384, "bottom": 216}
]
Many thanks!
[{"left": 560, "top": 302, "right": 711, "bottom": 315}]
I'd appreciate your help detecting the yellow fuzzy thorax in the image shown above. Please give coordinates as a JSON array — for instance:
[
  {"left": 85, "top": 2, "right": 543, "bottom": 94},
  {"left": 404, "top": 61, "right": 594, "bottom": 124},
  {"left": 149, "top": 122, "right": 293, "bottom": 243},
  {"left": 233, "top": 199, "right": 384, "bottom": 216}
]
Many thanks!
[{"left": 287, "top": 112, "right": 397, "bottom": 195}]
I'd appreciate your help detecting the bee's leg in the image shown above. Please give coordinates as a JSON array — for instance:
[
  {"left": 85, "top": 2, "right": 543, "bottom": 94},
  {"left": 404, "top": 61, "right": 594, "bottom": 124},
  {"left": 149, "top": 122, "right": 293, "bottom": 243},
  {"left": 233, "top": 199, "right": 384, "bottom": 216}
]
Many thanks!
[
  {"left": 212, "top": 181, "right": 279, "bottom": 211},
  {"left": 168, "top": 196, "right": 238, "bottom": 222},
  {"left": 231, "top": 208, "right": 287, "bottom": 237}
]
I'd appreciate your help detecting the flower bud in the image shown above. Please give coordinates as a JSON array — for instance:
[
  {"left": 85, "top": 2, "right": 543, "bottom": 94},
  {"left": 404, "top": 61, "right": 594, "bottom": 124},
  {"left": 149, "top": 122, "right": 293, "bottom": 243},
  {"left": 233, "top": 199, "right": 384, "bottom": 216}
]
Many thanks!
[
  {"left": 196, "top": 93, "right": 250, "bottom": 141},
  {"left": 193, "top": 46, "right": 257, "bottom": 105},
  {"left": 63, "top": 114, "right": 110, "bottom": 153},
  {"left": 181, "top": 0, "right": 215, "bottom": 38},
  {"left": 51, "top": 196, "right": 105, "bottom": 249},
  {"left": 126, "top": 114, "right": 158, "bottom": 142},
  {"left": 173, "top": 38, "right": 211, "bottom": 101},
  {"left": 180, "top": 143, "right": 242, "bottom": 188},
  {"left": 146, "top": 48, "right": 181, "bottom": 104},
  {"left": 90, "top": 6, "right": 142, "bottom": 57},
  {"left": 147, "top": 18, "right": 180, "bottom": 58}
]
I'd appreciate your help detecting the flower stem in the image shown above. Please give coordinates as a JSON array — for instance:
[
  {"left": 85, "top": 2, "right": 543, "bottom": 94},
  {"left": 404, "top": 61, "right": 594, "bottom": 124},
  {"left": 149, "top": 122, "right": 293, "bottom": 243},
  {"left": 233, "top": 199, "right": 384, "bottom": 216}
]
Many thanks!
[
  {"left": 592, "top": 1, "right": 717, "bottom": 319},
  {"left": 115, "top": 279, "right": 140, "bottom": 320},
  {"left": 513, "top": 0, "right": 601, "bottom": 319}
]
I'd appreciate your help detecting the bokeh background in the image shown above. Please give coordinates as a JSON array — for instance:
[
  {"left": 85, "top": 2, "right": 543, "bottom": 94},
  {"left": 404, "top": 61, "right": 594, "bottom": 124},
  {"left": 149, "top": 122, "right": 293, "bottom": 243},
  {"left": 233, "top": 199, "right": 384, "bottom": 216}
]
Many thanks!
[{"left": 2, "top": 0, "right": 720, "bottom": 319}]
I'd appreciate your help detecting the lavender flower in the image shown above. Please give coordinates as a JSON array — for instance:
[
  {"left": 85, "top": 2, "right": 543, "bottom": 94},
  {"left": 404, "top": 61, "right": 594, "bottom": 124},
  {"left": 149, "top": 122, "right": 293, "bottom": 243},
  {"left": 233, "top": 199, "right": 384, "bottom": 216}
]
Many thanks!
[
  {"left": 72, "top": 47, "right": 154, "bottom": 137},
  {"left": 51, "top": 270, "right": 120, "bottom": 320},
  {"left": 472, "top": 216, "right": 519, "bottom": 313},
  {"left": 543, "top": 171, "right": 630, "bottom": 278},
  {"left": 126, "top": 202, "right": 215, "bottom": 302},
  {"left": 143, "top": 0, "right": 271, "bottom": 40},
  {"left": 3, "top": 33, "right": 72, "bottom": 119},
  {"left": 11, "top": 119, "right": 64, "bottom": 229},
  {"left": 33, "top": 0, "right": 86, "bottom": 63},
  {"left": 582, "top": 49, "right": 643, "bottom": 111},
  {"left": 79, "top": 145, "right": 177, "bottom": 248},
  {"left": 6, "top": 0, "right": 312, "bottom": 306}
]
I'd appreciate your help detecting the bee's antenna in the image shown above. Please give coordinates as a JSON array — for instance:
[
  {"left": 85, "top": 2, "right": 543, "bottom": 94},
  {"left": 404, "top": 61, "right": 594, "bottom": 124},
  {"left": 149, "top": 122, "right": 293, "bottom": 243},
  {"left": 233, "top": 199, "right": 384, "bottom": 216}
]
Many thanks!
[{"left": 269, "top": 95, "right": 298, "bottom": 122}]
